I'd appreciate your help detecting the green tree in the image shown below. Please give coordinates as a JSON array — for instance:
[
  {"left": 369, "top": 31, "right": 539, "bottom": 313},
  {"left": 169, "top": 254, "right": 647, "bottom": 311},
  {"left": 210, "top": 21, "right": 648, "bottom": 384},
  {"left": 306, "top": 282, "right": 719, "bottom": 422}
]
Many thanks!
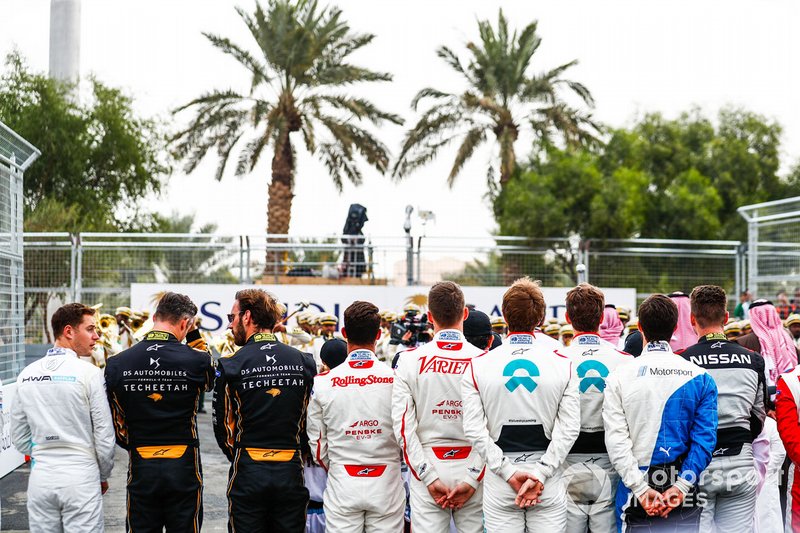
[
  {"left": 393, "top": 9, "right": 599, "bottom": 188},
  {"left": 172, "top": 0, "right": 402, "bottom": 242},
  {"left": 0, "top": 52, "right": 169, "bottom": 231},
  {"left": 491, "top": 107, "right": 800, "bottom": 292},
  {"left": 601, "top": 108, "right": 793, "bottom": 241}
]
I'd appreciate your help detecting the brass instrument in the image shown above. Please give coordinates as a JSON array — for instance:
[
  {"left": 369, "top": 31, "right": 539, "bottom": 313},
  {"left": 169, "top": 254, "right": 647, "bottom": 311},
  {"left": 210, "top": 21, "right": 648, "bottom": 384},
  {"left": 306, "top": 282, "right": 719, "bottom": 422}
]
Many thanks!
[{"left": 277, "top": 301, "right": 311, "bottom": 326}]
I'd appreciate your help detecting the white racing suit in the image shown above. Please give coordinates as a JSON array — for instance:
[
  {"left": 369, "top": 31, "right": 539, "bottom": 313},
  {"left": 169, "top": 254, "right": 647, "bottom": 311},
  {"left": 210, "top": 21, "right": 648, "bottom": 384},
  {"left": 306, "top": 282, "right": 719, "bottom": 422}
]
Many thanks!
[
  {"left": 603, "top": 341, "right": 718, "bottom": 532},
  {"left": 679, "top": 333, "right": 767, "bottom": 532},
  {"left": 461, "top": 332, "right": 580, "bottom": 532},
  {"left": 753, "top": 417, "right": 788, "bottom": 532},
  {"left": 392, "top": 330, "right": 485, "bottom": 533},
  {"left": 560, "top": 333, "right": 632, "bottom": 532},
  {"left": 308, "top": 348, "right": 405, "bottom": 532},
  {"left": 10, "top": 347, "right": 115, "bottom": 533}
]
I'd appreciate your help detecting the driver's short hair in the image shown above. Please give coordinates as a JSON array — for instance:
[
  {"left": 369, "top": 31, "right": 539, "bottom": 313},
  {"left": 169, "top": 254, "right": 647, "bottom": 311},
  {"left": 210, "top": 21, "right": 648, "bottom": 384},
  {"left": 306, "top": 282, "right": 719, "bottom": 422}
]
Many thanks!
[
  {"left": 51, "top": 303, "right": 95, "bottom": 339},
  {"left": 428, "top": 282, "right": 465, "bottom": 329},
  {"left": 503, "top": 277, "right": 545, "bottom": 332},
  {"left": 154, "top": 292, "right": 198, "bottom": 324}
]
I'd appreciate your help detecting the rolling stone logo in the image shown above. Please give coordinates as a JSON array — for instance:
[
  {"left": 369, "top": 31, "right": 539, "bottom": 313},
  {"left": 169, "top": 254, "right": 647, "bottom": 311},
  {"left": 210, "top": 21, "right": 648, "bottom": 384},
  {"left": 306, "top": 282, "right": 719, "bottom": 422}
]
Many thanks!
[
  {"left": 330, "top": 375, "right": 394, "bottom": 387},
  {"left": 345, "top": 419, "right": 382, "bottom": 440}
]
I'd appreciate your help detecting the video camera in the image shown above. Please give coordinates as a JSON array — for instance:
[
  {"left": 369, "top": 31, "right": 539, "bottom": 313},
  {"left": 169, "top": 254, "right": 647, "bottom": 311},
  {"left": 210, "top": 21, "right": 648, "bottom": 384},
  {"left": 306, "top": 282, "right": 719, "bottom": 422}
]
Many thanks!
[{"left": 390, "top": 310, "right": 430, "bottom": 347}]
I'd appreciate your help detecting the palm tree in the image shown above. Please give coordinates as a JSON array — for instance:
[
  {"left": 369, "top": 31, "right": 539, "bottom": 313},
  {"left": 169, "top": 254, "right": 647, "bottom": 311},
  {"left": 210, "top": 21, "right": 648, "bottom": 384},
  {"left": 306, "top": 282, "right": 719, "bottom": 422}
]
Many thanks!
[
  {"left": 393, "top": 10, "right": 599, "bottom": 188},
  {"left": 172, "top": 0, "right": 401, "bottom": 252}
]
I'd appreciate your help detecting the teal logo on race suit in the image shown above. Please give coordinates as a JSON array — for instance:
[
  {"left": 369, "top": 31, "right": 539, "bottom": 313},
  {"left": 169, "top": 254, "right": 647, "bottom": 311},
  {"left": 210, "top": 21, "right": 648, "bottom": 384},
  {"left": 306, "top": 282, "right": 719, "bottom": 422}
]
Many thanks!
[
  {"left": 504, "top": 359, "right": 539, "bottom": 392},
  {"left": 576, "top": 360, "right": 609, "bottom": 393}
]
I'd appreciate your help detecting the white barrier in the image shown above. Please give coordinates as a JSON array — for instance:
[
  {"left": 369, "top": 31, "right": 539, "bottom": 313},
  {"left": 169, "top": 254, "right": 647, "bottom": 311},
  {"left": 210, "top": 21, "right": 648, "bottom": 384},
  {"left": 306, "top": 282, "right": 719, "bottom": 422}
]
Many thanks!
[
  {"left": 131, "top": 283, "right": 637, "bottom": 335},
  {"left": 1, "top": 382, "right": 25, "bottom": 479}
]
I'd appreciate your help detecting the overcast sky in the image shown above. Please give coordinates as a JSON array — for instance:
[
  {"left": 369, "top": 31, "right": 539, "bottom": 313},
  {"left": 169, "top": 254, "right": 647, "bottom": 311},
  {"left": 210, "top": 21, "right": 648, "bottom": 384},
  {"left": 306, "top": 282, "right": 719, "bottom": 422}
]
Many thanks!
[{"left": 2, "top": 0, "right": 799, "bottom": 241}]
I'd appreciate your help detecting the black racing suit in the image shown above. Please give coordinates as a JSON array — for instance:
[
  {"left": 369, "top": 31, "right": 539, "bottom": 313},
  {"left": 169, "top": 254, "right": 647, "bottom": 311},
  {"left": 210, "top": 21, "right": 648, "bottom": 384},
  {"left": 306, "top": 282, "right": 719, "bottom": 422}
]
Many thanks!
[
  {"left": 212, "top": 332, "right": 316, "bottom": 533},
  {"left": 679, "top": 332, "right": 767, "bottom": 532},
  {"left": 105, "top": 329, "right": 214, "bottom": 533}
]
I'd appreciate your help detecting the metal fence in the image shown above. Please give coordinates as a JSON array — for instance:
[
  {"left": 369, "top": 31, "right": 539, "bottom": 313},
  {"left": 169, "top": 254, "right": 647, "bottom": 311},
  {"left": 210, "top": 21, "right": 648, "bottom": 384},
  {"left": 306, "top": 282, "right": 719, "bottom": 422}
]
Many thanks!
[
  {"left": 0, "top": 121, "right": 39, "bottom": 383},
  {"left": 739, "top": 197, "right": 800, "bottom": 301},
  {"left": 23, "top": 231, "right": 748, "bottom": 343}
]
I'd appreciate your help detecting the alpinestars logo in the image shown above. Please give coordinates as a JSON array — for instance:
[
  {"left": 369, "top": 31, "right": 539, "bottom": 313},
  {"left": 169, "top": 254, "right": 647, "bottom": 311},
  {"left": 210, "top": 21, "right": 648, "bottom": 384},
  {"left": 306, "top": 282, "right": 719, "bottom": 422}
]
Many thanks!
[
  {"left": 149, "top": 357, "right": 160, "bottom": 369},
  {"left": 710, "top": 342, "right": 725, "bottom": 349},
  {"left": 357, "top": 467, "right": 376, "bottom": 476},
  {"left": 147, "top": 344, "right": 163, "bottom": 352},
  {"left": 260, "top": 343, "right": 276, "bottom": 351},
  {"left": 442, "top": 449, "right": 459, "bottom": 458},
  {"left": 514, "top": 453, "right": 535, "bottom": 463},
  {"left": 712, "top": 448, "right": 729, "bottom": 456}
]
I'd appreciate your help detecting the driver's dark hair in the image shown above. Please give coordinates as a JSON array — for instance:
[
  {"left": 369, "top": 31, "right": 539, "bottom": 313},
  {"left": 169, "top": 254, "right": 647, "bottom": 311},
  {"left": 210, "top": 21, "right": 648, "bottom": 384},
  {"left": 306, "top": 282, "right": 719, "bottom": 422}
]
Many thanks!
[
  {"left": 235, "top": 289, "right": 281, "bottom": 329},
  {"left": 51, "top": 303, "right": 96, "bottom": 339},
  {"left": 343, "top": 301, "right": 381, "bottom": 345},
  {"left": 690, "top": 285, "right": 728, "bottom": 329},
  {"left": 638, "top": 294, "right": 678, "bottom": 342},
  {"left": 154, "top": 292, "right": 198, "bottom": 324},
  {"left": 428, "top": 281, "right": 465, "bottom": 328},
  {"left": 465, "top": 334, "right": 493, "bottom": 351}
]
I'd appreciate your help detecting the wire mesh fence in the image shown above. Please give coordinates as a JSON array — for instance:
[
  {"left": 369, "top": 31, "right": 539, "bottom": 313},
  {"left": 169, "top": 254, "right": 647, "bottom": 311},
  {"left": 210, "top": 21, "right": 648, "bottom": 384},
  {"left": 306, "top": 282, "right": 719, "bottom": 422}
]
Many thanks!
[
  {"left": 739, "top": 197, "right": 800, "bottom": 303},
  {"left": 1, "top": 121, "right": 38, "bottom": 383},
  {"left": 22, "top": 232, "right": 750, "bottom": 343}
]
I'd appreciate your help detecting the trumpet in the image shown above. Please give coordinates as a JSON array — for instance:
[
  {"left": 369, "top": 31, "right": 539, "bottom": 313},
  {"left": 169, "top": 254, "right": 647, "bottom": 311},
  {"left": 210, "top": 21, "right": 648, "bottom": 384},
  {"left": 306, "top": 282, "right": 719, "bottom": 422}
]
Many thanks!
[
  {"left": 97, "top": 314, "right": 119, "bottom": 336},
  {"left": 130, "top": 314, "right": 146, "bottom": 332}
]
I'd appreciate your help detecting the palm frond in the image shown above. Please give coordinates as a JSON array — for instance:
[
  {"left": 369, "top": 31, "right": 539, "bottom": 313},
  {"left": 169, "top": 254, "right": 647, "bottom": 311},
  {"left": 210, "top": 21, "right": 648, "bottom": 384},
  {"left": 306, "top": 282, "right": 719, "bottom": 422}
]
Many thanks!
[
  {"left": 411, "top": 88, "right": 453, "bottom": 111},
  {"left": 203, "top": 32, "right": 270, "bottom": 91},
  {"left": 448, "top": 126, "right": 488, "bottom": 186},
  {"left": 318, "top": 94, "right": 403, "bottom": 124}
]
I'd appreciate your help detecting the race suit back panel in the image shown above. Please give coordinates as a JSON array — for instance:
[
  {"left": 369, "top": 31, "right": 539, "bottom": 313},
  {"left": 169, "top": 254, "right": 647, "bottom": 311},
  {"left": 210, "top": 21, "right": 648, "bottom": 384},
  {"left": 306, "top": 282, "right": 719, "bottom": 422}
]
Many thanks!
[{"left": 105, "top": 330, "right": 214, "bottom": 448}]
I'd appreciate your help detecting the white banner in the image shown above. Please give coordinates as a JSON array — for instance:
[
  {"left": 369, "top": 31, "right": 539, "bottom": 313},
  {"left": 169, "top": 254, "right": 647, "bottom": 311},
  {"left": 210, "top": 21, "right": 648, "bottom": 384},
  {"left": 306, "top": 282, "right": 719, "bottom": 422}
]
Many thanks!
[
  {"left": 1, "top": 382, "right": 25, "bottom": 479},
  {"left": 131, "top": 284, "right": 636, "bottom": 335}
]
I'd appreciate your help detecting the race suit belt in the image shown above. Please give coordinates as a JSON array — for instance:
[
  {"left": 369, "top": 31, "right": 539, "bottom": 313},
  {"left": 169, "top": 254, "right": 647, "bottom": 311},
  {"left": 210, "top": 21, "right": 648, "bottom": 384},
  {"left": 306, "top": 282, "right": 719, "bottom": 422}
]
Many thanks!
[
  {"left": 343, "top": 464, "right": 388, "bottom": 477},
  {"left": 712, "top": 427, "right": 752, "bottom": 456},
  {"left": 432, "top": 446, "right": 472, "bottom": 460},
  {"left": 135, "top": 445, "right": 189, "bottom": 459},
  {"left": 496, "top": 424, "right": 550, "bottom": 453}
]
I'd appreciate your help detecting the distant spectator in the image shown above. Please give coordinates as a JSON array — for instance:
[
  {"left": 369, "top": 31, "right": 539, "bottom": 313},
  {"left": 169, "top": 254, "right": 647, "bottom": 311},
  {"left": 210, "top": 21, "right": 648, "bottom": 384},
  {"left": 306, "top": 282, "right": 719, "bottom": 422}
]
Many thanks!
[
  {"left": 737, "top": 299, "right": 799, "bottom": 384},
  {"left": 599, "top": 305, "right": 624, "bottom": 346},
  {"left": 734, "top": 290, "right": 752, "bottom": 320},
  {"left": 786, "top": 314, "right": 800, "bottom": 349},
  {"left": 668, "top": 291, "right": 695, "bottom": 352},
  {"left": 776, "top": 291, "right": 796, "bottom": 320}
]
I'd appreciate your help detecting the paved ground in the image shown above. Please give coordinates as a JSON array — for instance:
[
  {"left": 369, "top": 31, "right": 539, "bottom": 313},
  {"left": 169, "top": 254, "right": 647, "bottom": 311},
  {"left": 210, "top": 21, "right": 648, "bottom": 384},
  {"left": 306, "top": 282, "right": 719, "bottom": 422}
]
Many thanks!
[{"left": 1, "top": 399, "right": 231, "bottom": 532}]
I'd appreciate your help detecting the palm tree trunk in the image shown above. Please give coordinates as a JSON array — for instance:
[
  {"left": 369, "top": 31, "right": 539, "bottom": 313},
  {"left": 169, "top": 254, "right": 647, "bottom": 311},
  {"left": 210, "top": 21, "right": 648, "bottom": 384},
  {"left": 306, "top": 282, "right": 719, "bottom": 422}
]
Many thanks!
[
  {"left": 497, "top": 124, "right": 518, "bottom": 186},
  {"left": 265, "top": 130, "right": 294, "bottom": 276}
]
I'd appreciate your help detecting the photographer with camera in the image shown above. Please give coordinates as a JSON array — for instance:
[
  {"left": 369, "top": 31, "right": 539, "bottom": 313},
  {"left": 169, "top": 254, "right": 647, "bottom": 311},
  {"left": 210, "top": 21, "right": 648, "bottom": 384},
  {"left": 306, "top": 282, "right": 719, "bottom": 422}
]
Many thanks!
[
  {"left": 392, "top": 282, "right": 485, "bottom": 532},
  {"left": 389, "top": 304, "right": 433, "bottom": 367}
]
